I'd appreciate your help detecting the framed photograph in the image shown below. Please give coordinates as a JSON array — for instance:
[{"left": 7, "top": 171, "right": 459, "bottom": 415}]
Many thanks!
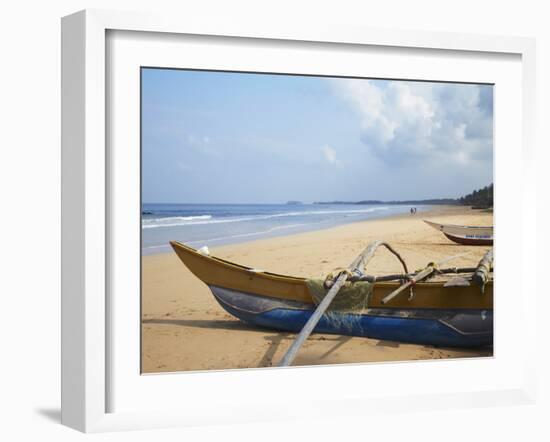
[{"left": 61, "top": 9, "right": 537, "bottom": 432}]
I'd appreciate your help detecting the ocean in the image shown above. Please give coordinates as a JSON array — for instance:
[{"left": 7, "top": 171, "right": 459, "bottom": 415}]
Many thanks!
[{"left": 141, "top": 203, "right": 429, "bottom": 254}]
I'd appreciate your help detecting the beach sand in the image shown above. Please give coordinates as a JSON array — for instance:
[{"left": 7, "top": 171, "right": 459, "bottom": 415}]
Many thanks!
[{"left": 142, "top": 206, "right": 493, "bottom": 373}]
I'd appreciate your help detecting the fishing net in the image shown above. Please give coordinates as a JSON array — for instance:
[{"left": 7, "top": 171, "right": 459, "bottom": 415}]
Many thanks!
[{"left": 306, "top": 279, "right": 373, "bottom": 313}]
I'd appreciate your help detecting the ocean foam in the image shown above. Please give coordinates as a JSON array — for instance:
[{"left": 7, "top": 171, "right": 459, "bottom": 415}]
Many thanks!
[{"left": 141, "top": 206, "right": 390, "bottom": 229}]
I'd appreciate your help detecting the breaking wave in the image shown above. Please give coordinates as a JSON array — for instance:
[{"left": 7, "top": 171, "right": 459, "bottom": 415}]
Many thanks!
[{"left": 141, "top": 207, "right": 389, "bottom": 229}]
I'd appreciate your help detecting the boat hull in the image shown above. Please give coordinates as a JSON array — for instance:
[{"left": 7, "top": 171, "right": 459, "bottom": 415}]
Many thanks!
[
  {"left": 169, "top": 241, "right": 493, "bottom": 348},
  {"left": 443, "top": 232, "right": 493, "bottom": 246},
  {"left": 424, "top": 220, "right": 493, "bottom": 246},
  {"left": 210, "top": 285, "right": 493, "bottom": 348}
]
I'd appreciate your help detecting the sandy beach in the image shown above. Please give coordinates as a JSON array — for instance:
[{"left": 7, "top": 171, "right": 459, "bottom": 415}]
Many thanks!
[{"left": 141, "top": 206, "right": 493, "bottom": 373}]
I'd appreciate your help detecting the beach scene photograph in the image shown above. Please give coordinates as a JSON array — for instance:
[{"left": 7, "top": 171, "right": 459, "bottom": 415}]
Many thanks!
[{"left": 141, "top": 68, "right": 494, "bottom": 373}]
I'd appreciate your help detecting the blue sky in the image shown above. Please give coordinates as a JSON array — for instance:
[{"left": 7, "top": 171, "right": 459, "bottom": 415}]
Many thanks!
[{"left": 142, "top": 68, "right": 493, "bottom": 204}]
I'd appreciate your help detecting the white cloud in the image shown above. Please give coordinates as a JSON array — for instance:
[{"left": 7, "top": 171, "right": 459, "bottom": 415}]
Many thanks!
[
  {"left": 330, "top": 79, "right": 493, "bottom": 166},
  {"left": 321, "top": 145, "right": 341, "bottom": 166}
]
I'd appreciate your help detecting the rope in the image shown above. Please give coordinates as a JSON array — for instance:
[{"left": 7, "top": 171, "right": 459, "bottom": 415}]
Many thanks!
[
  {"left": 323, "top": 241, "right": 409, "bottom": 289},
  {"left": 323, "top": 268, "right": 354, "bottom": 289}
]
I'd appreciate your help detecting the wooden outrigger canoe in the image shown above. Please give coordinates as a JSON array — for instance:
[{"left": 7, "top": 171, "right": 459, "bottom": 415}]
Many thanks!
[
  {"left": 424, "top": 220, "right": 493, "bottom": 246},
  {"left": 170, "top": 241, "right": 493, "bottom": 348}
]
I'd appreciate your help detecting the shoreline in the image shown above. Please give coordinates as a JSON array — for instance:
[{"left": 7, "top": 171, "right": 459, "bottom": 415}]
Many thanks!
[
  {"left": 144, "top": 204, "right": 483, "bottom": 257},
  {"left": 142, "top": 205, "right": 493, "bottom": 373}
]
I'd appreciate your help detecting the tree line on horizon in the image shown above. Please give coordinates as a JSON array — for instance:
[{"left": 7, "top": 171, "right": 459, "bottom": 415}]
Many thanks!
[
  {"left": 458, "top": 183, "right": 493, "bottom": 208},
  {"left": 314, "top": 182, "right": 494, "bottom": 208}
]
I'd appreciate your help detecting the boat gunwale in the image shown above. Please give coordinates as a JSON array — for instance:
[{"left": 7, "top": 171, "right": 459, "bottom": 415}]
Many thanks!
[
  {"left": 423, "top": 219, "right": 493, "bottom": 231},
  {"left": 169, "top": 240, "right": 493, "bottom": 289}
]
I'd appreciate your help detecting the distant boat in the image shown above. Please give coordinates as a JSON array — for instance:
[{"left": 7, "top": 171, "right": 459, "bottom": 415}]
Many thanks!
[
  {"left": 285, "top": 200, "right": 303, "bottom": 205},
  {"left": 170, "top": 241, "right": 493, "bottom": 348},
  {"left": 424, "top": 220, "right": 493, "bottom": 245}
]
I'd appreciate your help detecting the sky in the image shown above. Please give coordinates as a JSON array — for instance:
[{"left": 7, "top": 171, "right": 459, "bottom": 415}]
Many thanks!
[{"left": 141, "top": 68, "right": 493, "bottom": 204}]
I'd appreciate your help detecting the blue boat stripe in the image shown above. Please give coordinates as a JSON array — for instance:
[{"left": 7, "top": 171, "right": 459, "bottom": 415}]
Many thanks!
[{"left": 210, "top": 286, "right": 492, "bottom": 348}]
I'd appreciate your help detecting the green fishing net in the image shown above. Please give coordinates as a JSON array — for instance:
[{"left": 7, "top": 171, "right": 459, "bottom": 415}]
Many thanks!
[{"left": 306, "top": 280, "right": 373, "bottom": 313}]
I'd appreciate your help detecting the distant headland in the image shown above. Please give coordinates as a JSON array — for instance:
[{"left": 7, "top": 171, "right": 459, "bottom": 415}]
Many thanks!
[
  {"left": 313, "top": 183, "right": 493, "bottom": 209},
  {"left": 313, "top": 198, "right": 456, "bottom": 205}
]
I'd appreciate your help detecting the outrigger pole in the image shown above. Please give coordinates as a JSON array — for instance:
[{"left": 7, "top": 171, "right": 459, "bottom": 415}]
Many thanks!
[
  {"left": 277, "top": 240, "right": 405, "bottom": 367},
  {"left": 472, "top": 249, "right": 493, "bottom": 292}
]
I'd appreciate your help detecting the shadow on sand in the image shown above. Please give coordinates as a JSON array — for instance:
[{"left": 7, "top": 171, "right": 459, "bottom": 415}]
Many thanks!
[
  {"left": 142, "top": 318, "right": 416, "bottom": 367},
  {"left": 142, "top": 318, "right": 258, "bottom": 332}
]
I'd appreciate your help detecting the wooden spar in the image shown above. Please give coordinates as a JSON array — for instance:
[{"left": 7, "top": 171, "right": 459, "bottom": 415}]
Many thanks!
[
  {"left": 380, "top": 252, "right": 469, "bottom": 305},
  {"left": 472, "top": 249, "right": 493, "bottom": 292},
  {"left": 443, "top": 276, "right": 472, "bottom": 287},
  {"left": 277, "top": 240, "right": 389, "bottom": 367},
  {"left": 353, "top": 266, "right": 478, "bottom": 283}
]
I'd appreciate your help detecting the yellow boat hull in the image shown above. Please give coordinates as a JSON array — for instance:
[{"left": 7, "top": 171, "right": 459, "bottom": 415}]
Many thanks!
[{"left": 170, "top": 241, "right": 493, "bottom": 310}]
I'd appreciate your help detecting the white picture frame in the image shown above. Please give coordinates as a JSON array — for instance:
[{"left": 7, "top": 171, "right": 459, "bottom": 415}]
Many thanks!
[{"left": 61, "top": 9, "right": 537, "bottom": 433}]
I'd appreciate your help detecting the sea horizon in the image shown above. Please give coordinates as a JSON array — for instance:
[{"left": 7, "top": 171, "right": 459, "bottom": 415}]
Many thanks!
[{"left": 141, "top": 202, "right": 431, "bottom": 255}]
